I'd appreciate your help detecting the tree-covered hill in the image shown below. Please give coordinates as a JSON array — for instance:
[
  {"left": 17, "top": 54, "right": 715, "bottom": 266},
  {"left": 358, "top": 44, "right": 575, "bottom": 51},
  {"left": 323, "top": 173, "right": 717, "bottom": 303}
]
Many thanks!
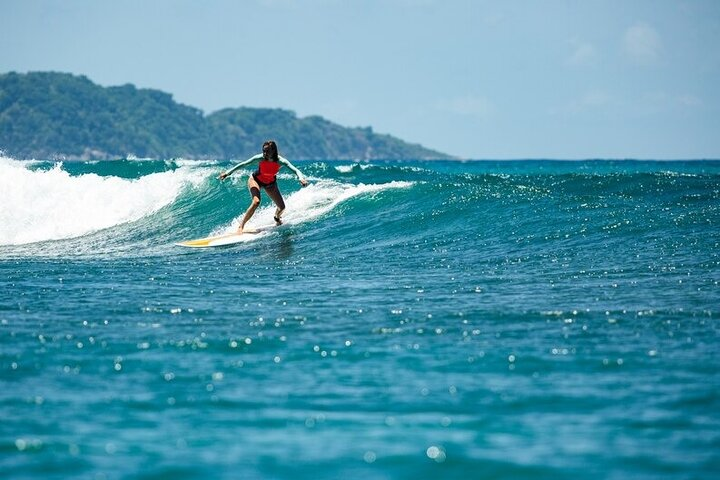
[{"left": 0, "top": 71, "right": 452, "bottom": 160}]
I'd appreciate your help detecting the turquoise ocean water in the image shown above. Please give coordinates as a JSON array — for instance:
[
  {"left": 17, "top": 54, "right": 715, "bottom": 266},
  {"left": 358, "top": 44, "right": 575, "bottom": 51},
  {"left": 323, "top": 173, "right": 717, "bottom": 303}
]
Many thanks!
[{"left": 1, "top": 157, "right": 719, "bottom": 479}]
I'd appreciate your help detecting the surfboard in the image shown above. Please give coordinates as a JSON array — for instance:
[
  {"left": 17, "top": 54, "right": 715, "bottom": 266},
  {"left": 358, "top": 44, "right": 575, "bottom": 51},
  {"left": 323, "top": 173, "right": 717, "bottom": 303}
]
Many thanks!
[{"left": 176, "top": 230, "right": 259, "bottom": 248}]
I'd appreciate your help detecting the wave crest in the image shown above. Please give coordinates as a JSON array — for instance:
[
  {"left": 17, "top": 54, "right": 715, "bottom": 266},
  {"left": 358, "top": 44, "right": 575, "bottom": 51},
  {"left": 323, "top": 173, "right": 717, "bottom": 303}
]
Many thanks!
[{"left": 0, "top": 157, "right": 207, "bottom": 245}]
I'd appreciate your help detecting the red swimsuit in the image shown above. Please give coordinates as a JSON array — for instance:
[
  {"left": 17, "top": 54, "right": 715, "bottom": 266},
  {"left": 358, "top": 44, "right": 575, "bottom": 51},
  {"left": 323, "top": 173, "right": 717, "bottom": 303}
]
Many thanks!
[{"left": 253, "top": 160, "right": 281, "bottom": 186}]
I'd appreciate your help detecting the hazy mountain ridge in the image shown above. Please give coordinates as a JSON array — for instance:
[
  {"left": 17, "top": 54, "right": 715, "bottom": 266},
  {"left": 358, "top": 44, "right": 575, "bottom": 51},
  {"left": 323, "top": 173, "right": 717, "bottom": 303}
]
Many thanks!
[{"left": 0, "top": 71, "right": 452, "bottom": 160}]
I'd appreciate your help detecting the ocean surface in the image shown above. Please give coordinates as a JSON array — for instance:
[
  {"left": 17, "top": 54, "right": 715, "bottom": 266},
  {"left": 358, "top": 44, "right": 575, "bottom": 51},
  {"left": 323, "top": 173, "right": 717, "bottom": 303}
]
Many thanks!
[{"left": 1, "top": 156, "right": 719, "bottom": 479}]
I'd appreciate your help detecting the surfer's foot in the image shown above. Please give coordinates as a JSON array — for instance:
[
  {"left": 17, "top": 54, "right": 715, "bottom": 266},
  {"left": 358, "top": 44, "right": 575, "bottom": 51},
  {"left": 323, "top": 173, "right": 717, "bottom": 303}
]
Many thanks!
[{"left": 274, "top": 216, "right": 283, "bottom": 226}]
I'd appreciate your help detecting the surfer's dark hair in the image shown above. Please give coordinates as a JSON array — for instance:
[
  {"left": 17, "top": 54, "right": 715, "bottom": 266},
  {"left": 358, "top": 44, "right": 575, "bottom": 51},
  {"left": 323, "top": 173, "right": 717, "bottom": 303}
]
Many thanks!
[{"left": 262, "top": 140, "right": 279, "bottom": 161}]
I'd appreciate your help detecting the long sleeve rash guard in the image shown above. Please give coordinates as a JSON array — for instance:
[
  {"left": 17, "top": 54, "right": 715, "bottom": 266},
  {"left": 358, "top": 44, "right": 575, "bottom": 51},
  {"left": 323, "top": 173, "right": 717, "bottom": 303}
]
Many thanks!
[{"left": 222, "top": 154, "right": 305, "bottom": 182}]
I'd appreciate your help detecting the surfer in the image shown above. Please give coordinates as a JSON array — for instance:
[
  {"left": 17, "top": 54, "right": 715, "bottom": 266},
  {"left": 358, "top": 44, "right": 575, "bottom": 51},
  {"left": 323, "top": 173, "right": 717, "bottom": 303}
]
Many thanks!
[{"left": 218, "top": 140, "right": 308, "bottom": 232}]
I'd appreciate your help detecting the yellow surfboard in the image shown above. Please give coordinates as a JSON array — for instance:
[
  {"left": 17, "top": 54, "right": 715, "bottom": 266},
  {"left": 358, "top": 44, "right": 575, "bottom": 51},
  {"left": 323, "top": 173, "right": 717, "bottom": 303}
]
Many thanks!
[{"left": 176, "top": 230, "right": 259, "bottom": 248}]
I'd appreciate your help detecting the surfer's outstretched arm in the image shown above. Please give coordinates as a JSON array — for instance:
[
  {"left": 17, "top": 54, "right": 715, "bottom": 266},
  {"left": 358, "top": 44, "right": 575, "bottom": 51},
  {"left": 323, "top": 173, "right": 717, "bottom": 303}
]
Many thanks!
[
  {"left": 218, "top": 154, "right": 262, "bottom": 180},
  {"left": 279, "top": 156, "right": 308, "bottom": 186}
]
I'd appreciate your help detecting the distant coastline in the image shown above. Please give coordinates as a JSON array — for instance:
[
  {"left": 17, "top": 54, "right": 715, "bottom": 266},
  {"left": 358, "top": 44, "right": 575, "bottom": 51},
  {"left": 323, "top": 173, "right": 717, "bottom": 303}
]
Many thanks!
[{"left": 0, "top": 71, "right": 453, "bottom": 161}]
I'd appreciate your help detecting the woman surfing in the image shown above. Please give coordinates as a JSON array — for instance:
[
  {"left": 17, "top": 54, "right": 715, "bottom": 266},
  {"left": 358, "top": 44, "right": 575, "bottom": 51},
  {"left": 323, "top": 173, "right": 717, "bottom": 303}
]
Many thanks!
[{"left": 218, "top": 140, "right": 308, "bottom": 233}]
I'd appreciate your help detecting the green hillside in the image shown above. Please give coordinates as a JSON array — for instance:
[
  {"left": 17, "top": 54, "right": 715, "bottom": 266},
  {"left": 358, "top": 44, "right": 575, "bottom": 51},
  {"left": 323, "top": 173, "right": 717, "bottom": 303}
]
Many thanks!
[{"left": 0, "top": 72, "right": 451, "bottom": 160}]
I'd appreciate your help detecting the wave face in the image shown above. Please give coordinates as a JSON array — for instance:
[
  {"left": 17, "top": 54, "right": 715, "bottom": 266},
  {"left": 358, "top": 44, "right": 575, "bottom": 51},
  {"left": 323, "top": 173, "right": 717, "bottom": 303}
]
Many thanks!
[
  {"left": 0, "top": 157, "right": 208, "bottom": 245},
  {"left": 1, "top": 157, "right": 719, "bottom": 479},
  {"left": 5, "top": 157, "right": 718, "bottom": 253}
]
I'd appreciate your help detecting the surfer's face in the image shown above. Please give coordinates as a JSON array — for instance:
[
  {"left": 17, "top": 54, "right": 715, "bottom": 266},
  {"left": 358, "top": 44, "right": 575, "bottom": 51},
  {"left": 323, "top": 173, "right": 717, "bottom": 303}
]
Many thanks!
[{"left": 262, "top": 141, "right": 278, "bottom": 161}]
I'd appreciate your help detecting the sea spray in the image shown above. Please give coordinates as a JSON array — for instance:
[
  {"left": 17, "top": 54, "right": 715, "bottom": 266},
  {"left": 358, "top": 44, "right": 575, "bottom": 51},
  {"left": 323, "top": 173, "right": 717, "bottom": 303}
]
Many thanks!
[
  {"left": 0, "top": 157, "right": 208, "bottom": 245},
  {"left": 211, "top": 179, "right": 415, "bottom": 235}
]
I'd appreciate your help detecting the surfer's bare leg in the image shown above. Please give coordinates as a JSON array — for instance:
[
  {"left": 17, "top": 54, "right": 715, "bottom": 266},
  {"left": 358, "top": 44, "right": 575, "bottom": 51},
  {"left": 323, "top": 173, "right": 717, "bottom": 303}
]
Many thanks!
[
  {"left": 264, "top": 182, "right": 286, "bottom": 225},
  {"left": 240, "top": 176, "right": 262, "bottom": 232}
]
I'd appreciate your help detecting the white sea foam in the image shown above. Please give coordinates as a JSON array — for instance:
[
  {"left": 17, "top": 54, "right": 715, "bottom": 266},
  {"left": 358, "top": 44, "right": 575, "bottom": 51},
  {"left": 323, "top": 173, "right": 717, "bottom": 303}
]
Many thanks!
[
  {"left": 173, "top": 158, "right": 222, "bottom": 168},
  {"left": 0, "top": 157, "right": 207, "bottom": 245},
  {"left": 334, "top": 163, "right": 374, "bottom": 173},
  {"left": 214, "top": 179, "right": 414, "bottom": 235}
]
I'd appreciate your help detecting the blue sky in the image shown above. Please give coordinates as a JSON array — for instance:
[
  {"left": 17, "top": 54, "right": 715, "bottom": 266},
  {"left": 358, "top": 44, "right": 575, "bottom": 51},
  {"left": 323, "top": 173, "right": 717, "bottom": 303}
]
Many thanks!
[{"left": 2, "top": 0, "right": 719, "bottom": 159}]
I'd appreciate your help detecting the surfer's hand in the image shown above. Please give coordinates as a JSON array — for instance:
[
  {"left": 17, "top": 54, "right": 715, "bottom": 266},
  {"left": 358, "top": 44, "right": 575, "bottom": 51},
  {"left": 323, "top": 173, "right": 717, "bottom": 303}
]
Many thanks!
[
  {"left": 299, "top": 178, "right": 308, "bottom": 187},
  {"left": 218, "top": 172, "right": 228, "bottom": 181}
]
